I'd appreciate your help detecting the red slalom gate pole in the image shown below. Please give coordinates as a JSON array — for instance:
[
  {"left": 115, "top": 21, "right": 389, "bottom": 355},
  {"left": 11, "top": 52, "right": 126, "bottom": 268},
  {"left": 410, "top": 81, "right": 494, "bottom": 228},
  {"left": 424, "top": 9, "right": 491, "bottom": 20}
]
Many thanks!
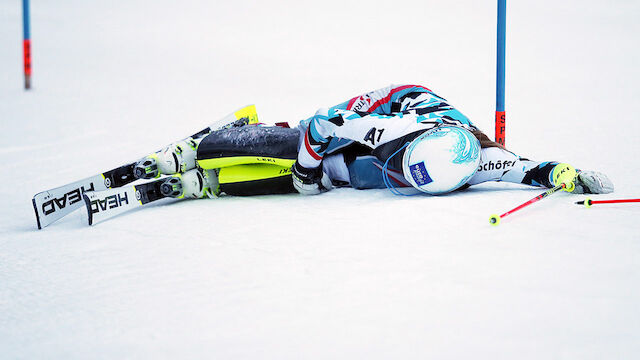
[
  {"left": 495, "top": 0, "right": 506, "bottom": 146},
  {"left": 489, "top": 183, "right": 567, "bottom": 226},
  {"left": 22, "top": 0, "right": 32, "bottom": 89},
  {"left": 576, "top": 198, "right": 640, "bottom": 208}
]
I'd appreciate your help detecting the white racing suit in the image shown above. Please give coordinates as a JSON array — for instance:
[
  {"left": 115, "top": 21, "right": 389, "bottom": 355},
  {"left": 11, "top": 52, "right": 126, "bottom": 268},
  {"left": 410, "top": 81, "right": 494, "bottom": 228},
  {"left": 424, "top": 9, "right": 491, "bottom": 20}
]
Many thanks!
[{"left": 297, "top": 84, "right": 562, "bottom": 190}]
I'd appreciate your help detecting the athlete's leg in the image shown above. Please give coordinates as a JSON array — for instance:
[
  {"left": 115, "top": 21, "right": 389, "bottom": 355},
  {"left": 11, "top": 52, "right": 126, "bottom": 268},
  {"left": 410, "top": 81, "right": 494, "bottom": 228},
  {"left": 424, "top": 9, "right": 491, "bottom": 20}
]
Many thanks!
[
  {"left": 197, "top": 126, "right": 300, "bottom": 168},
  {"left": 196, "top": 126, "right": 300, "bottom": 196}
]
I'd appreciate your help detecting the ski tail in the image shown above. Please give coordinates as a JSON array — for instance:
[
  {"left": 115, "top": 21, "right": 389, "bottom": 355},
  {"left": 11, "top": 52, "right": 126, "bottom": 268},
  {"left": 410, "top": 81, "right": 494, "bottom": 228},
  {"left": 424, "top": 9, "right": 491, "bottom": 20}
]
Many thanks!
[
  {"left": 197, "top": 104, "right": 260, "bottom": 136},
  {"left": 33, "top": 104, "right": 258, "bottom": 229},
  {"left": 83, "top": 178, "right": 168, "bottom": 226},
  {"left": 32, "top": 174, "right": 110, "bottom": 229},
  {"left": 32, "top": 197, "right": 41, "bottom": 229}
]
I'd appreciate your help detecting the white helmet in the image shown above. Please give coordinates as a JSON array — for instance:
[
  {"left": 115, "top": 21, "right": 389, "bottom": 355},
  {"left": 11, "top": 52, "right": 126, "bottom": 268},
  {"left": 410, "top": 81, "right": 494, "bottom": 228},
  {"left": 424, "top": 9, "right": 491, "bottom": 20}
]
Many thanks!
[{"left": 402, "top": 125, "right": 481, "bottom": 194}]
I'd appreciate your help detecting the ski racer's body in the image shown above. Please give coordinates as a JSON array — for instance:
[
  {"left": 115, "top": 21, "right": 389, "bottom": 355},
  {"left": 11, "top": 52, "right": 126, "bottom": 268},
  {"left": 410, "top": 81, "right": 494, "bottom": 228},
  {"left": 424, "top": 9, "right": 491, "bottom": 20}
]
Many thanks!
[
  {"left": 288, "top": 84, "right": 611, "bottom": 195},
  {"left": 168, "top": 84, "right": 614, "bottom": 197}
]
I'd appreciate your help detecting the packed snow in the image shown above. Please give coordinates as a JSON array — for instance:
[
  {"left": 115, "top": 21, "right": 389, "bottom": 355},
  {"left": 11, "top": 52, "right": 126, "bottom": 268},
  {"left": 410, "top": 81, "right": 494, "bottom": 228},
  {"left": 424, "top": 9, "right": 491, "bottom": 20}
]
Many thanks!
[{"left": 1, "top": 0, "right": 639, "bottom": 358}]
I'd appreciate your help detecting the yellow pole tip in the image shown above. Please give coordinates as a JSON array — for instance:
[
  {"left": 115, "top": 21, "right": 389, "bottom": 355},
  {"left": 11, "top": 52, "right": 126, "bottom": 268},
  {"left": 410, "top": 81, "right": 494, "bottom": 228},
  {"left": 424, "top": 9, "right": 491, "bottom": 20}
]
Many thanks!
[
  {"left": 564, "top": 182, "right": 575, "bottom": 192},
  {"left": 584, "top": 197, "right": 592, "bottom": 208},
  {"left": 489, "top": 214, "right": 501, "bottom": 226}
]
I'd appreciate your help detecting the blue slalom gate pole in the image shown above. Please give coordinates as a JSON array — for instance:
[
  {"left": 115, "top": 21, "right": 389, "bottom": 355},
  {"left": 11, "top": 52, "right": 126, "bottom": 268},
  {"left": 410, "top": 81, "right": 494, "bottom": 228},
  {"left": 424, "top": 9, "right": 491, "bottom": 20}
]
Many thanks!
[
  {"left": 22, "top": 0, "right": 32, "bottom": 89},
  {"left": 495, "top": 0, "right": 506, "bottom": 145}
]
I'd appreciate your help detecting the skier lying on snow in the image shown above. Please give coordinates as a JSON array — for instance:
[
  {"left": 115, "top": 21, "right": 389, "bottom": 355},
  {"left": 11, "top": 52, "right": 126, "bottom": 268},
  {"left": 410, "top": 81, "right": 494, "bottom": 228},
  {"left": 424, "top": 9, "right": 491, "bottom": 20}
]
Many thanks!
[{"left": 144, "top": 84, "right": 613, "bottom": 199}]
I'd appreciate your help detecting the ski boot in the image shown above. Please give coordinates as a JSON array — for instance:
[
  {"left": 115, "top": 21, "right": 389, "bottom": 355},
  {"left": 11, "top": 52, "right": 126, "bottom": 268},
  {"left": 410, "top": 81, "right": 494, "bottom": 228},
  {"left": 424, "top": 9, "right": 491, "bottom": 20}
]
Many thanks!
[
  {"left": 159, "top": 168, "right": 220, "bottom": 199},
  {"left": 134, "top": 138, "right": 202, "bottom": 179}
]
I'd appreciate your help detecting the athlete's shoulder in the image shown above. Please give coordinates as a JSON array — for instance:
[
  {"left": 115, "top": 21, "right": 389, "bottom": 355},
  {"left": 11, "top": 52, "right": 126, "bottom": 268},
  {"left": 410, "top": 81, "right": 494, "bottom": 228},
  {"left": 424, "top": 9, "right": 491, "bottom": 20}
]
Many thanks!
[
  {"left": 389, "top": 84, "right": 434, "bottom": 93},
  {"left": 370, "top": 84, "right": 435, "bottom": 99},
  {"left": 342, "top": 84, "right": 434, "bottom": 113}
]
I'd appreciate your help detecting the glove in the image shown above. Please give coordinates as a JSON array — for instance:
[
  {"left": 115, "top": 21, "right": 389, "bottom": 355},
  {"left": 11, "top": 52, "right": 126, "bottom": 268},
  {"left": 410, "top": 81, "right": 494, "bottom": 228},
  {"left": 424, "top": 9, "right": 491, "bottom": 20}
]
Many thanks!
[
  {"left": 551, "top": 163, "right": 578, "bottom": 192},
  {"left": 571, "top": 171, "right": 614, "bottom": 194},
  {"left": 291, "top": 161, "right": 333, "bottom": 195}
]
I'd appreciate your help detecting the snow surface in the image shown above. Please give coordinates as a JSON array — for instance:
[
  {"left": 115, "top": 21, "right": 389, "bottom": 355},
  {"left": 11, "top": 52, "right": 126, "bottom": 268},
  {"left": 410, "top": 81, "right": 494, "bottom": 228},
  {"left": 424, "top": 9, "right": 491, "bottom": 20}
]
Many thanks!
[{"left": 2, "top": 0, "right": 640, "bottom": 358}]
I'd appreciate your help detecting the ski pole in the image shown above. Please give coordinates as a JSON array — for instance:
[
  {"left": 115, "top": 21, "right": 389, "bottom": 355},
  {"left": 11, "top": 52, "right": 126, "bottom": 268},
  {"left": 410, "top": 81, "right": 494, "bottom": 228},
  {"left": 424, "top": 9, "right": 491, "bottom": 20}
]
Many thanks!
[
  {"left": 576, "top": 198, "right": 640, "bottom": 208},
  {"left": 489, "top": 182, "right": 570, "bottom": 226}
]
